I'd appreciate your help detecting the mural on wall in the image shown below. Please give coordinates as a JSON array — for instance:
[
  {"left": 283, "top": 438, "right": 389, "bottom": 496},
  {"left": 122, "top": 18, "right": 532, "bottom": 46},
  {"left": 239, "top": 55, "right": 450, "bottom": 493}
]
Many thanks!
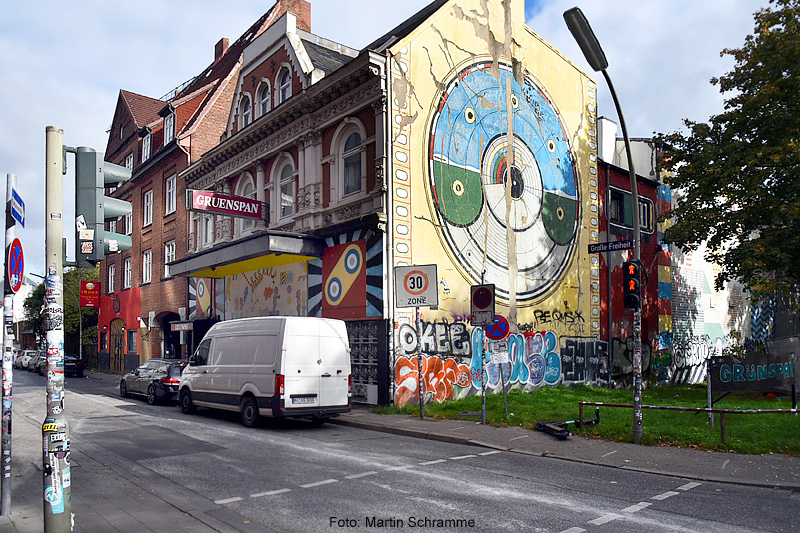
[
  {"left": 387, "top": 0, "right": 599, "bottom": 405},
  {"left": 393, "top": 317, "right": 609, "bottom": 405},
  {"left": 188, "top": 277, "right": 214, "bottom": 319},
  {"left": 224, "top": 263, "right": 308, "bottom": 319},
  {"left": 308, "top": 229, "right": 384, "bottom": 319}
]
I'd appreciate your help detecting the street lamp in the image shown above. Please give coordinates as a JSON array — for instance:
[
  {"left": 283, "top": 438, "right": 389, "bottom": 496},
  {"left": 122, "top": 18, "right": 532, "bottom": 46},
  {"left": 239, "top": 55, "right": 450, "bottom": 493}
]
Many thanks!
[{"left": 564, "top": 7, "right": 645, "bottom": 444}]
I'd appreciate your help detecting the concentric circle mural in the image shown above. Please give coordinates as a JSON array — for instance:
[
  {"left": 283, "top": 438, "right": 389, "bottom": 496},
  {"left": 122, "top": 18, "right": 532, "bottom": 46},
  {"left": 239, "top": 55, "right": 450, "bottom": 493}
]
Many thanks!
[{"left": 427, "top": 60, "right": 579, "bottom": 302}]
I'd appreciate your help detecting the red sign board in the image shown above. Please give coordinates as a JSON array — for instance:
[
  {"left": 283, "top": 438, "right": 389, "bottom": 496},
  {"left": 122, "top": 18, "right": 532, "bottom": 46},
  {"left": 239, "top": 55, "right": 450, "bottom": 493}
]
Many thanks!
[
  {"left": 80, "top": 280, "right": 101, "bottom": 307},
  {"left": 6, "top": 238, "right": 24, "bottom": 293},
  {"left": 186, "top": 189, "right": 263, "bottom": 220}
]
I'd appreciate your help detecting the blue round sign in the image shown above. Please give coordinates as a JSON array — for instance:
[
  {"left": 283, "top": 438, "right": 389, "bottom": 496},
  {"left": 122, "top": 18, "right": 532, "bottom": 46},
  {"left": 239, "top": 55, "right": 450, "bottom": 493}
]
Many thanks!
[
  {"left": 485, "top": 315, "right": 509, "bottom": 341},
  {"left": 7, "top": 238, "right": 24, "bottom": 293}
]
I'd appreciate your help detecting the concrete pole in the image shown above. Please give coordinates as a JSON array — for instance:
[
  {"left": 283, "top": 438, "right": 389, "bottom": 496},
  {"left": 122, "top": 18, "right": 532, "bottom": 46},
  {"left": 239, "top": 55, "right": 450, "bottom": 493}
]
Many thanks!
[
  {"left": 1, "top": 173, "right": 16, "bottom": 515},
  {"left": 43, "top": 126, "right": 71, "bottom": 531}
]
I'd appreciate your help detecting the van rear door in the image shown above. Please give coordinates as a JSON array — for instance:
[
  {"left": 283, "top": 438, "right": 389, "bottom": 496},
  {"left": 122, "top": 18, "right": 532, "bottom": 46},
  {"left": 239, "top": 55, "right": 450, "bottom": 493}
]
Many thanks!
[
  {"left": 282, "top": 319, "right": 322, "bottom": 409},
  {"left": 316, "top": 320, "right": 350, "bottom": 407}
]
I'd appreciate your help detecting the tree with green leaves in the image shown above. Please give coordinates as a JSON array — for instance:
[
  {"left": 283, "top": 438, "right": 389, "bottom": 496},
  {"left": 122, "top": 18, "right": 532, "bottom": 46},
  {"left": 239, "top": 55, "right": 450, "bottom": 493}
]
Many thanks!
[
  {"left": 22, "top": 267, "right": 99, "bottom": 356},
  {"left": 657, "top": 0, "right": 800, "bottom": 303}
]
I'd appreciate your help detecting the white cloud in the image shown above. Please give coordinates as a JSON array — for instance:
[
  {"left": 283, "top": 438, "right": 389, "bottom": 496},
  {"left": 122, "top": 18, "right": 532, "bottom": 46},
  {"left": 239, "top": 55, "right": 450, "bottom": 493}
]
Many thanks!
[{"left": 0, "top": 0, "right": 767, "bottom": 279}]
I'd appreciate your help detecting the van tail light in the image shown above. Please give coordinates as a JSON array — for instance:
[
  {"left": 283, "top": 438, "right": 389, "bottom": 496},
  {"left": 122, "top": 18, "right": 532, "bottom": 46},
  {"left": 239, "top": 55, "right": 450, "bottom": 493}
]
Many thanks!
[
  {"left": 276, "top": 374, "right": 285, "bottom": 396},
  {"left": 348, "top": 375, "right": 352, "bottom": 405},
  {"left": 161, "top": 377, "right": 180, "bottom": 385}
]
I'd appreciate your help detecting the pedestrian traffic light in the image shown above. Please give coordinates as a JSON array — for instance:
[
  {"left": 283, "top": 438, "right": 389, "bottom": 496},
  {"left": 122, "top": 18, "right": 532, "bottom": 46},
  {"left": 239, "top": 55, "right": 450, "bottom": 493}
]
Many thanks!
[
  {"left": 75, "top": 147, "right": 132, "bottom": 268},
  {"left": 623, "top": 260, "right": 641, "bottom": 309}
]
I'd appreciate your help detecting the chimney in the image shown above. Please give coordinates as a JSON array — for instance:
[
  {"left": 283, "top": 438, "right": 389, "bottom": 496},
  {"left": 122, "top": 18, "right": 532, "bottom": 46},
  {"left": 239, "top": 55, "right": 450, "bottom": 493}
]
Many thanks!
[
  {"left": 265, "top": 0, "right": 312, "bottom": 32},
  {"left": 215, "top": 38, "right": 229, "bottom": 62}
]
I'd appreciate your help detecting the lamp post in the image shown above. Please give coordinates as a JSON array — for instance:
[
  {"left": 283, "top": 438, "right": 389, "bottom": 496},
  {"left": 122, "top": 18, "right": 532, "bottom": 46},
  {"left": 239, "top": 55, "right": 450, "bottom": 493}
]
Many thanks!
[{"left": 564, "top": 7, "right": 644, "bottom": 444}]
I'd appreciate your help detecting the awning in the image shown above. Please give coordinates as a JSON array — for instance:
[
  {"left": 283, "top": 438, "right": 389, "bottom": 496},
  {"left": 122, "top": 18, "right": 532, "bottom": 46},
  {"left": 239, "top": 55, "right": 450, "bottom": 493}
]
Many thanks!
[{"left": 168, "top": 231, "right": 324, "bottom": 278}]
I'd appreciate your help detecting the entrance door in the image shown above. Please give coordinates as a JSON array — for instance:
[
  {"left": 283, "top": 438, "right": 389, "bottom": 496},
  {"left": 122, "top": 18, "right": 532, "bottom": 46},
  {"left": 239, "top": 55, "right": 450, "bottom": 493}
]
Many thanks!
[{"left": 110, "top": 319, "right": 126, "bottom": 373}]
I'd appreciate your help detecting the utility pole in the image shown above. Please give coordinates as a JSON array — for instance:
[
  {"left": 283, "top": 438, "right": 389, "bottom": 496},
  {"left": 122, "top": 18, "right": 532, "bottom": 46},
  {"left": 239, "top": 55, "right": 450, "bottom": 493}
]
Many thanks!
[
  {"left": 43, "top": 126, "right": 71, "bottom": 531},
  {"left": 565, "top": 7, "right": 644, "bottom": 444}
]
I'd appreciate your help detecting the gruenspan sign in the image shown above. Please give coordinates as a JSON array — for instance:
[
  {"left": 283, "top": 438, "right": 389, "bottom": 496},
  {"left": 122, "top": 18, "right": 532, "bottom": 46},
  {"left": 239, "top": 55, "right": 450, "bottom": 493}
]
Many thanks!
[{"left": 186, "top": 189, "right": 263, "bottom": 220}]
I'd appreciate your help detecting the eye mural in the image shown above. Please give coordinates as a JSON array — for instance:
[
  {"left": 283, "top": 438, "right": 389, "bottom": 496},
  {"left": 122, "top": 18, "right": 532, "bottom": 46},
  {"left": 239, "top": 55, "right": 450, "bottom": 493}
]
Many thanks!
[{"left": 427, "top": 60, "right": 579, "bottom": 302}]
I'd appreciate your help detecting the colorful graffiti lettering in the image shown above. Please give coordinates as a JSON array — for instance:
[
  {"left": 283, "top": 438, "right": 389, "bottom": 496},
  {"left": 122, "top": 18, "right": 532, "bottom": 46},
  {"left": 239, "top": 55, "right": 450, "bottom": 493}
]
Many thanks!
[{"left": 394, "top": 356, "right": 471, "bottom": 405}]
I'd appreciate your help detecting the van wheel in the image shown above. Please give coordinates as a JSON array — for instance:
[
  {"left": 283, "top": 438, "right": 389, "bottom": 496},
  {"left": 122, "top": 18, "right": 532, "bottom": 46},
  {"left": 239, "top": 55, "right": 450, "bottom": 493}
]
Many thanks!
[
  {"left": 147, "top": 385, "right": 158, "bottom": 405},
  {"left": 240, "top": 396, "right": 260, "bottom": 428},
  {"left": 180, "top": 389, "right": 196, "bottom": 414}
]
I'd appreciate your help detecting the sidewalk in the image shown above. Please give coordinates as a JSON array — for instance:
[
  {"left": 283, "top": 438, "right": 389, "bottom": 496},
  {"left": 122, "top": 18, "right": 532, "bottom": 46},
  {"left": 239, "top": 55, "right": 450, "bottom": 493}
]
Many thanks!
[{"left": 1, "top": 370, "right": 797, "bottom": 532}]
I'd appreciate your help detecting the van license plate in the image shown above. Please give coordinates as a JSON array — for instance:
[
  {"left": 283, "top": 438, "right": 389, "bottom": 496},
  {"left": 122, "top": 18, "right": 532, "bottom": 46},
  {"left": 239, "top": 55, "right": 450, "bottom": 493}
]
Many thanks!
[{"left": 292, "top": 397, "right": 315, "bottom": 404}]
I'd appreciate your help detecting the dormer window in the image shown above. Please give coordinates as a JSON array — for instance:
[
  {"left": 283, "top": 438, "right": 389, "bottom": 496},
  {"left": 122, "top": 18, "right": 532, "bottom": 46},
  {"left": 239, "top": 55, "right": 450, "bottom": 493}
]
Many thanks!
[
  {"left": 277, "top": 69, "right": 291, "bottom": 105},
  {"left": 164, "top": 113, "right": 175, "bottom": 145},
  {"left": 142, "top": 132, "right": 152, "bottom": 162},
  {"left": 239, "top": 95, "right": 252, "bottom": 129}
]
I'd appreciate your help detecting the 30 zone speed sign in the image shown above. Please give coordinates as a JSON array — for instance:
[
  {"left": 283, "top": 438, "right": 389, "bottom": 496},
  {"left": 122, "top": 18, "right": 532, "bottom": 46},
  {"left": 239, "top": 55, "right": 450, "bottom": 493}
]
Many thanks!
[{"left": 395, "top": 264, "right": 438, "bottom": 308}]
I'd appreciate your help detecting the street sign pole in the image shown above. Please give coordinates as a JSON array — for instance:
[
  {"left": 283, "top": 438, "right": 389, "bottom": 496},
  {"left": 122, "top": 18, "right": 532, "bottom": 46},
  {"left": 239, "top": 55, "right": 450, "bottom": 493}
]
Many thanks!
[
  {"left": 416, "top": 306, "right": 424, "bottom": 420},
  {"left": 44, "top": 126, "right": 71, "bottom": 531}
]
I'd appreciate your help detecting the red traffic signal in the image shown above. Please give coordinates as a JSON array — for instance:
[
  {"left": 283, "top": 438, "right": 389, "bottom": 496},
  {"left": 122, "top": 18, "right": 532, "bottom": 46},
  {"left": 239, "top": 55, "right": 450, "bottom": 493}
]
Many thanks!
[{"left": 623, "top": 261, "right": 641, "bottom": 310}]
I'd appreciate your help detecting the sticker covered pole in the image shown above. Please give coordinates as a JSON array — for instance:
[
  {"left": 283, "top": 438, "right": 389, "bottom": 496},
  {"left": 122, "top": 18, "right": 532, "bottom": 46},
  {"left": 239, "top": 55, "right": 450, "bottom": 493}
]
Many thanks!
[
  {"left": 43, "top": 126, "right": 71, "bottom": 531},
  {"left": 1, "top": 172, "right": 18, "bottom": 516}
]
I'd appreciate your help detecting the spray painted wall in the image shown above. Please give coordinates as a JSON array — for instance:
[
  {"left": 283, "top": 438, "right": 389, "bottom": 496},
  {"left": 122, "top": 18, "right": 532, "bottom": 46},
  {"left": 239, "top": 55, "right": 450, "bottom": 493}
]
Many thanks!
[{"left": 388, "top": 0, "right": 601, "bottom": 405}]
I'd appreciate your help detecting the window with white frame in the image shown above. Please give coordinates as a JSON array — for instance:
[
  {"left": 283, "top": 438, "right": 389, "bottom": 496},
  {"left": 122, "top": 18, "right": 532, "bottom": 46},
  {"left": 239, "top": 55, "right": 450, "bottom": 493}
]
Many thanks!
[
  {"left": 202, "top": 214, "right": 214, "bottom": 246},
  {"left": 277, "top": 69, "right": 291, "bottom": 105},
  {"left": 239, "top": 95, "right": 252, "bottom": 129},
  {"left": 109, "top": 219, "right": 117, "bottom": 234},
  {"left": 123, "top": 257, "right": 132, "bottom": 289},
  {"left": 125, "top": 153, "right": 134, "bottom": 170},
  {"left": 258, "top": 81, "right": 271, "bottom": 116},
  {"left": 278, "top": 162, "right": 295, "bottom": 219},
  {"left": 108, "top": 264, "right": 115, "bottom": 293},
  {"left": 142, "top": 249, "right": 152, "bottom": 284},
  {"left": 164, "top": 113, "right": 175, "bottom": 145},
  {"left": 124, "top": 212, "right": 132, "bottom": 236},
  {"left": 342, "top": 131, "right": 364, "bottom": 196},
  {"left": 164, "top": 240, "right": 175, "bottom": 277},
  {"left": 165, "top": 175, "right": 176, "bottom": 215},
  {"left": 142, "top": 133, "right": 152, "bottom": 162},
  {"left": 143, "top": 189, "right": 153, "bottom": 226},
  {"left": 236, "top": 175, "right": 256, "bottom": 235}
]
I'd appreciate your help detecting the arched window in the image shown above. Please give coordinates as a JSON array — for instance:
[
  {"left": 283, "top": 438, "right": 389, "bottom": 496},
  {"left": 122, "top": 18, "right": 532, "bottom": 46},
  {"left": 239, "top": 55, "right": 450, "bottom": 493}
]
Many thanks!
[
  {"left": 278, "top": 162, "right": 294, "bottom": 219},
  {"left": 257, "top": 81, "right": 271, "bottom": 116},
  {"left": 236, "top": 174, "right": 256, "bottom": 235},
  {"left": 343, "top": 132, "right": 363, "bottom": 196},
  {"left": 239, "top": 95, "right": 252, "bottom": 129},
  {"left": 277, "top": 69, "right": 291, "bottom": 105}
]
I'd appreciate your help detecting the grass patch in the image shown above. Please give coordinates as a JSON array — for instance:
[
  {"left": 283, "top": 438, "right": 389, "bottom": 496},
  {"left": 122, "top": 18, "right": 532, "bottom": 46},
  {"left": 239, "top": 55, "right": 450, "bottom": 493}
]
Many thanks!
[{"left": 372, "top": 385, "right": 800, "bottom": 456}]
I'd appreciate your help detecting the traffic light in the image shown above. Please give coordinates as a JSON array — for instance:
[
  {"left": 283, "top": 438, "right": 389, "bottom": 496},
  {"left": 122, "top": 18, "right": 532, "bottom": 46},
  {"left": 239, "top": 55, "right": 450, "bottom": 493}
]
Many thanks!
[
  {"left": 75, "top": 147, "right": 132, "bottom": 268},
  {"left": 623, "top": 260, "right": 641, "bottom": 309}
]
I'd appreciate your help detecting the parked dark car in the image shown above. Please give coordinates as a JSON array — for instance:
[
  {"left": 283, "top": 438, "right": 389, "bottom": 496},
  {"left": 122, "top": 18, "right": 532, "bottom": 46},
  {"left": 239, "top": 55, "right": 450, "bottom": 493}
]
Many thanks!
[
  {"left": 38, "top": 354, "right": 85, "bottom": 377},
  {"left": 120, "top": 359, "right": 187, "bottom": 405}
]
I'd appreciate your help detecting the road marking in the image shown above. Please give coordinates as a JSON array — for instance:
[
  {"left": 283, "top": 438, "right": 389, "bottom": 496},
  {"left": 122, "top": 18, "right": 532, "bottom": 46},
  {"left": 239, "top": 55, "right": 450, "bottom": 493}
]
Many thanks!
[
  {"left": 301, "top": 479, "right": 338, "bottom": 488},
  {"left": 651, "top": 490, "right": 680, "bottom": 501},
  {"left": 449, "top": 454, "right": 477, "bottom": 460},
  {"left": 677, "top": 482, "right": 702, "bottom": 491},
  {"left": 345, "top": 471, "right": 377, "bottom": 479},
  {"left": 214, "top": 496, "right": 243, "bottom": 505},
  {"left": 251, "top": 488, "right": 291, "bottom": 498},
  {"left": 559, "top": 528, "right": 585, "bottom": 533},
  {"left": 621, "top": 502, "right": 651, "bottom": 513},
  {"left": 419, "top": 459, "right": 447, "bottom": 466},
  {"left": 450, "top": 426, "right": 467, "bottom": 431},
  {"left": 509, "top": 435, "right": 529, "bottom": 441},
  {"left": 478, "top": 450, "right": 502, "bottom": 456},
  {"left": 721, "top": 459, "right": 730, "bottom": 470},
  {"left": 385, "top": 465, "right": 413, "bottom": 471},
  {"left": 601, "top": 450, "right": 618, "bottom": 457},
  {"left": 588, "top": 514, "right": 621, "bottom": 525}
]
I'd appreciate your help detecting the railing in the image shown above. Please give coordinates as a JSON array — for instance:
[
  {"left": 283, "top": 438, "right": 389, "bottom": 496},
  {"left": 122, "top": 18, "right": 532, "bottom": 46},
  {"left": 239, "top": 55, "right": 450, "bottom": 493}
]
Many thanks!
[{"left": 578, "top": 401, "right": 799, "bottom": 443}]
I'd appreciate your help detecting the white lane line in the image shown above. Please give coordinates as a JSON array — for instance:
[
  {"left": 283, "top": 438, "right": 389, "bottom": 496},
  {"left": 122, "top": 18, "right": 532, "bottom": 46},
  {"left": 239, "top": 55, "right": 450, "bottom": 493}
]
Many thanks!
[
  {"left": 621, "top": 502, "right": 652, "bottom": 513},
  {"left": 214, "top": 496, "right": 243, "bottom": 505},
  {"left": 651, "top": 490, "right": 680, "bottom": 501},
  {"left": 419, "top": 459, "right": 447, "bottom": 466},
  {"left": 251, "top": 488, "right": 291, "bottom": 498},
  {"left": 479, "top": 450, "right": 502, "bottom": 456},
  {"left": 345, "top": 471, "right": 377, "bottom": 480},
  {"left": 385, "top": 465, "right": 413, "bottom": 471},
  {"left": 677, "top": 482, "right": 702, "bottom": 491},
  {"left": 588, "top": 513, "right": 621, "bottom": 525},
  {"left": 601, "top": 450, "right": 618, "bottom": 458},
  {"left": 559, "top": 528, "right": 586, "bottom": 533},
  {"left": 509, "top": 435, "right": 529, "bottom": 441},
  {"left": 300, "top": 479, "right": 338, "bottom": 488},
  {"left": 449, "top": 454, "right": 478, "bottom": 460}
]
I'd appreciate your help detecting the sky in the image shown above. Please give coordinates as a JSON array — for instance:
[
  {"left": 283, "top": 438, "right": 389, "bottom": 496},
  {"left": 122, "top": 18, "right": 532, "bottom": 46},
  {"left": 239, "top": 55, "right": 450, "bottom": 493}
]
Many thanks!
[{"left": 0, "top": 0, "right": 767, "bottom": 282}]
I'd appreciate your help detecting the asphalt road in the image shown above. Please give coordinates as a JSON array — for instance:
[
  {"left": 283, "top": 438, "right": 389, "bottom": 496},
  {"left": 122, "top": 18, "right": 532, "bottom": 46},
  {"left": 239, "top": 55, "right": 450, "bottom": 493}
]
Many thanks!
[{"left": 14, "top": 369, "right": 800, "bottom": 532}]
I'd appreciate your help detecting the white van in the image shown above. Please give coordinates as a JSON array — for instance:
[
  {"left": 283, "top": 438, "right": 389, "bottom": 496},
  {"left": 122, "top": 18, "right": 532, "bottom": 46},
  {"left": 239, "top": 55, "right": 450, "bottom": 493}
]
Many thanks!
[{"left": 179, "top": 316, "right": 351, "bottom": 427}]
